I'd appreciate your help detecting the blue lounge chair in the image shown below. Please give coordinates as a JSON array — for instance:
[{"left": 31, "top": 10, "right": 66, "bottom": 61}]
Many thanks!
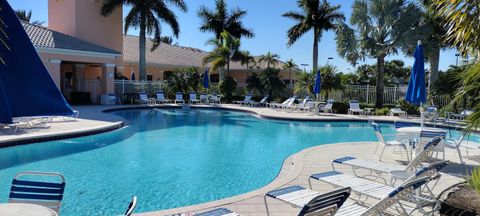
[
  {"left": 348, "top": 100, "right": 365, "bottom": 115},
  {"left": 9, "top": 171, "right": 66, "bottom": 214},
  {"left": 175, "top": 92, "right": 185, "bottom": 104}
]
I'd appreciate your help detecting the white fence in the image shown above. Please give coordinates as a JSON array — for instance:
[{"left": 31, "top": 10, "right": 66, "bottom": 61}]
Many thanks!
[
  {"left": 114, "top": 80, "right": 163, "bottom": 96},
  {"left": 77, "top": 79, "right": 100, "bottom": 103}
]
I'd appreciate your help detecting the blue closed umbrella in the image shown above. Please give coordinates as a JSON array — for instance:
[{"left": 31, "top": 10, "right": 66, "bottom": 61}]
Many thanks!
[
  {"left": 203, "top": 69, "right": 210, "bottom": 89},
  {"left": 131, "top": 71, "right": 136, "bottom": 81},
  {"left": 405, "top": 41, "right": 426, "bottom": 105},
  {"left": 313, "top": 69, "right": 321, "bottom": 100}
]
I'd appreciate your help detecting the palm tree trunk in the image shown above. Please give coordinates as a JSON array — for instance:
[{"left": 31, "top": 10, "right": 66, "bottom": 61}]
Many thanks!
[
  {"left": 375, "top": 54, "right": 385, "bottom": 108},
  {"left": 313, "top": 28, "right": 319, "bottom": 72},
  {"left": 289, "top": 69, "right": 293, "bottom": 94},
  {"left": 428, "top": 47, "right": 440, "bottom": 89},
  {"left": 139, "top": 14, "right": 147, "bottom": 81},
  {"left": 227, "top": 58, "right": 230, "bottom": 78}
]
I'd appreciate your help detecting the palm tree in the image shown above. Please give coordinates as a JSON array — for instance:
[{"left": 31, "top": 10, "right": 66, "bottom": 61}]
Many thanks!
[
  {"left": 258, "top": 51, "right": 280, "bottom": 68},
  {"left": 283, "top": 59, "right": 298, "bottom": 91},
  {"left": 283, "top": 0, "right": 344, "bottom": 71},
  {"left": 203, "top": 30, "right": 241, "bottom": 79},
  {"left": 320, "top": 65, "right": 342, "bottom": 99},
  {"left": 259, "top": 68, "right": 286, "bottom": 97},
  {"left": 239, "top": 51, "right": 255, "bottom": 71},
  {"left": 101, "top": 0, "right": 187, "bottom": 81},
  {"left": 335, "top": 0, "right": 425, "bottom": 107},
  {"left": 198, "top": 0, "right": 253, "bottom": 40},
  {"left": 15, "top": 9, "right": 45, "bottom": 25},
  {"left": 245, "top": 73, "right": 264, "bottom": 96}
]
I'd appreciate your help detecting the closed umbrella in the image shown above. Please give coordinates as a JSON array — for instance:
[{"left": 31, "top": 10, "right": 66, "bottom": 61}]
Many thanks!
[
  {"left": 405, "top": 41, "right": 427, "bottom": 126},
  {"left": 203, "top": 69, "right": 209, "bottom": 89},
  {"left": 313, "top": 69, "right": 321, "bottom": 101},
  {"left": 131, "top": 71, "right": 136, "bottom": 81}
]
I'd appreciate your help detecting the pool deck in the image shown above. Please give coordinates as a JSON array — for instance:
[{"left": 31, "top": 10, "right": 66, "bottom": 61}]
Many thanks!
[{"left": 0, "top": 104, "right": 478, "bottom": 215}]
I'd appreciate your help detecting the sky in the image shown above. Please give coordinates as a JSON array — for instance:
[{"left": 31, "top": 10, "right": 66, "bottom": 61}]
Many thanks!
[{"left": 7, "top": 0, "right": 461, "bottom": 73}]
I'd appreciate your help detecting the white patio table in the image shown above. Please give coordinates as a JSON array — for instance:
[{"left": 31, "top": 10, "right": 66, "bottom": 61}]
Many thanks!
[
  {"left": 396, "top": 126, "right": 446, "bottom": 161},
  {"left": 0, "top": 203, "right": 58, "bottom": 216}
]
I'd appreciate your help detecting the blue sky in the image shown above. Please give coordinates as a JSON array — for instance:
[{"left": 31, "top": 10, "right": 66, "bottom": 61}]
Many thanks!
[{"left": 8, "top": 0, "right": 460, "bottom": 73}]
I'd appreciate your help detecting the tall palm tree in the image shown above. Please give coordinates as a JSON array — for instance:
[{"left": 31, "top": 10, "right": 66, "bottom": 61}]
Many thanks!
[
  {"left": 335, "top": 0, "right": 426, "bottom": 107},
  {"left": 15, "top": 9, "right": 45, "bottom": 26},
  {"left": 198, "top": 0, "right": 253, "bottom": 40},
  {"left": 283, "top": 0, "right": 344, "bottom": 71},
  {"left": 258, "top": 51, "right": 280, "bottom": 68},
  {"left": 283, "top": 59, "right": 298, "bottom": 91},
  {"left": 203, "top": 30, "right": 241, "bottom": 78},
  {"left": 101, "top": 0, "right": 187, "bottom": 81}
]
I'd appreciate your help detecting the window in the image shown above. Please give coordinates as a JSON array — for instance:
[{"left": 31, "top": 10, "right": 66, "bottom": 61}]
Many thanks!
[{"left": 147, "top": 75, "right": 153, "bottom": 81}]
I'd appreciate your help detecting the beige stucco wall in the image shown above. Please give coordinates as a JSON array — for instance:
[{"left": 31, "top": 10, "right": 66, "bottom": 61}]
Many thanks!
[{"left": 48, "top": 0, "right": 123, "bottom": 52}]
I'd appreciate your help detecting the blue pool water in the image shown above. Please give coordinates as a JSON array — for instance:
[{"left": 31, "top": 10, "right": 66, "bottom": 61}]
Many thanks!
[{"left": 0, "top": 109, "right": 477, "bottom": 215}]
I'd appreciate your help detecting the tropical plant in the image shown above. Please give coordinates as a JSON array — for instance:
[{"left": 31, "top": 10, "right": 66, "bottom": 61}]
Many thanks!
[
  {"left": 294, "top": 71, "right": 315, "bottom": 95},
  {"left": 245, "top": 73, "right": 264, "bottom": 96},
  {"left": 283, "top": 0, "right": 344, "bottom": 71},
  {"left": 258, "top": 51, "right": 280, "bottom": 68},
  {"left": 198, "top": 0, "right": 253, "bottom": 40},
  {"left": 203, "top": 30, "right": 241, "bottom": 78},
  {"left": 283, "top": 59, "right": 298, "bottom": 91},
  {"left": 259, "top": 68, "right": 285, "bottom": 97},
  {"left": 15, "top": 9, "right": 44, "bottom": 25},
  {"left": 219, "top": 76, "right": 237, "bottom": 102},
  {"left": 469, "top": 166, "right": 480, "bottom": 196},
  {"left": 158, "top": 36, "right": 175, "bottom": 45},
  {"left": 335, "top": 0, "right": 426, "bottom": 108},
  {"left": 101, "top": 0, "right": 187, "bottom": 81},
  {"left": 320, "top": 65, "right": 342, "bottom": 99},
  {"left": 162, "top": 67, "right": 201, "bottom": 97}
]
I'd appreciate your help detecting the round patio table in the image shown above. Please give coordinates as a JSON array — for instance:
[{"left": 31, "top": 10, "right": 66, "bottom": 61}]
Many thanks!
[
  {"left": 0, "top": 203, "right": 58, "bottom": 216},
  {"left": 396, "top": 127, "right": 446, "bottom": 161}
]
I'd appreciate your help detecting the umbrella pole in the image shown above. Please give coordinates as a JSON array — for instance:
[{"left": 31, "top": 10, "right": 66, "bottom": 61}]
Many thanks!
[{"left": 420, "top": 102, "right": 424, "bottom": 129}]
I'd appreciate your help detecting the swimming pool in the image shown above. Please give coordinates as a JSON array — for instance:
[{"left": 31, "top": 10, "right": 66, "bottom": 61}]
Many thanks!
[{"left": 0, "top": 109, "right": 477, "bottom": 215}]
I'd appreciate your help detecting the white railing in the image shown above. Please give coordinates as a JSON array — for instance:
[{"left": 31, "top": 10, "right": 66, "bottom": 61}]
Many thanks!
[
  {"left": 114, "top": 80, "right": 163, "bottom": 96},
  {"left": 77, "top": 79, "right": 100, "bottom": 103},
  {"left": 319, "top": 85, "right": 407, "bottom": 105}
]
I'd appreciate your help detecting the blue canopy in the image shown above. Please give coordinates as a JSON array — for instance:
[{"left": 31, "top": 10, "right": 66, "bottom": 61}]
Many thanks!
[
  {"left": 405, "top": 43, "right": 426, "bottom": 105},
  {"left": 203, "top": 69, "right": 209, "bottom": 88},
  {"left": 313, "top": 70, "right": 321, "bottom": 95},
  {"left": 0, "top": 0, "right": 73, "bottom": 124}
]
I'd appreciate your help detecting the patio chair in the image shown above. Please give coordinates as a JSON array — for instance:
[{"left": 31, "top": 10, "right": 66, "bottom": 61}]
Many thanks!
[
  {"left": 332, "top": 137, "right": 443, "bottom": 183},
  {"left": 291, "top": 96, "right": 312, "bottom": 112},
  {"left": 9, "top": 171, "right": 66, "bottom": 214},
  {"left": 389, "top": 108, "right": 408, "bottom": 117},
  {"left": 108, "top": 94, "right": 121, "bottom": 104},
  {"left": 372, "top": 123, "right": 405, "bottom": 161},
  {"left": 156, "top": 91, "right": 171, "bottom": 104},
  {"left": 199, "top": 93, "right": 209, "bottom": 104},
  {"left": 124, "top": 196, "right": 137, "bottom": 216},
  {"left": 418, "top": 130, "right": 447, "bottom": 160},
  {"left": 266, "top": 177, "right": 431, "bottom": 216},
  {"left": 446, "top": 109, "right": 475, "bottom": 123},
  {"left": 309, "top": 162, "right": 447, "bottom": 215},
  {"left": 189, "top": 92, "right": 200, "bottom": 104},
  {"left": 233, "top": 94, "right": 252, "bottom": 106},
  {"left": 348, "top": 100, "right": 365, "bottom": 115},
  {"left": 264, "top": 187, "right": 351, "bottom": 216},
  {"left": 319, "top": 99, "right": 334, "bottom": 113},
  {"left": 138, "top": 92, "right": 150, "bottom": 104},
  {"left": 423, "top": 106, "right": 439, "bottom": 122},
  {"left": 175, "top": 92, "right": 185, "bottom": 104},
  {"left": 444, "top": 133, "right": 467, "bottom": 164},
  {"left": 249, "top": 95, "right": 269, "bottom": 107},
  {"left": 209, "top": 93, "right": 222, "bottom": 104}
]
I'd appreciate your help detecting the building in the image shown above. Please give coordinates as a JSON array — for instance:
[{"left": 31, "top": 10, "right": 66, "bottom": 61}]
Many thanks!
[{"left": 27, "top": 0, "right": 297, "bottom": 104}]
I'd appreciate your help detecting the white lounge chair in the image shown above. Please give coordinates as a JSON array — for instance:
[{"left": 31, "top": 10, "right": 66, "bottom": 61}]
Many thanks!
[
  {"left": 267, "top": 96, "right": 296, "bottom": 109},
  {"left": 332, "top": 137, "right": 443, "bottom": 183},
  {"left": 418, "top": 130, "right": 447, "bottom": 160},
  {"left": 189, "top": 92, "right": 200, "bottom": 104},
  {"left": 446, "top": 109, "right": 475, "bottom": 123},
  {"left": 264, "top": 187, "right": 351, "bottom": 216},
  {"left": 9, "top": 171, "right": 66, "bottom": 214},
  {"left": 348, "top": 100, "right": 365, "bottom": 115},
  {"left": 209, "top": 93, "right": 222, "bottom": 104},
  {"left": 423, "top": 106, "right": 439, "bottom": 122},
  {"left": 389, "top": 108, "right": 408, "bottom": 117},
  {"left": 309, "top": 162, "right": 447, "bottom": 215},
  {"left": 372, "top": 123, "right": 405, "bottom": 161},
  {"left": 156, "top": 91, "right": 171, "bottom": 104},
  {"left": 175, "top": 92, "right": 185, "bottom": 104},
  {"left": 124, "top": 196, "right": 137, "bottom": 216},
  {"left": 199, "top": 93, "right": 209, "bottom": 104},
  {"left": 266, "top": 177, "right": 431, "bottom": 216},
  {"left": 233, "top": 94, "right": 252, "bottom": 106},
  {"left": 319, "top": 99, "right": 334, "bottom": 113},
  {"left": 249, "top": 96, "right": 269, "bottom": 107},
  {"left": 291, "top": 96, "right": 312, "bottom": 112}
]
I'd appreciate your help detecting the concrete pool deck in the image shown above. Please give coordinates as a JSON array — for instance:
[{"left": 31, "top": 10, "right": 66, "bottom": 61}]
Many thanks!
[{"left": 0, "top": 104, "right": 478, "bottom": 215}]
